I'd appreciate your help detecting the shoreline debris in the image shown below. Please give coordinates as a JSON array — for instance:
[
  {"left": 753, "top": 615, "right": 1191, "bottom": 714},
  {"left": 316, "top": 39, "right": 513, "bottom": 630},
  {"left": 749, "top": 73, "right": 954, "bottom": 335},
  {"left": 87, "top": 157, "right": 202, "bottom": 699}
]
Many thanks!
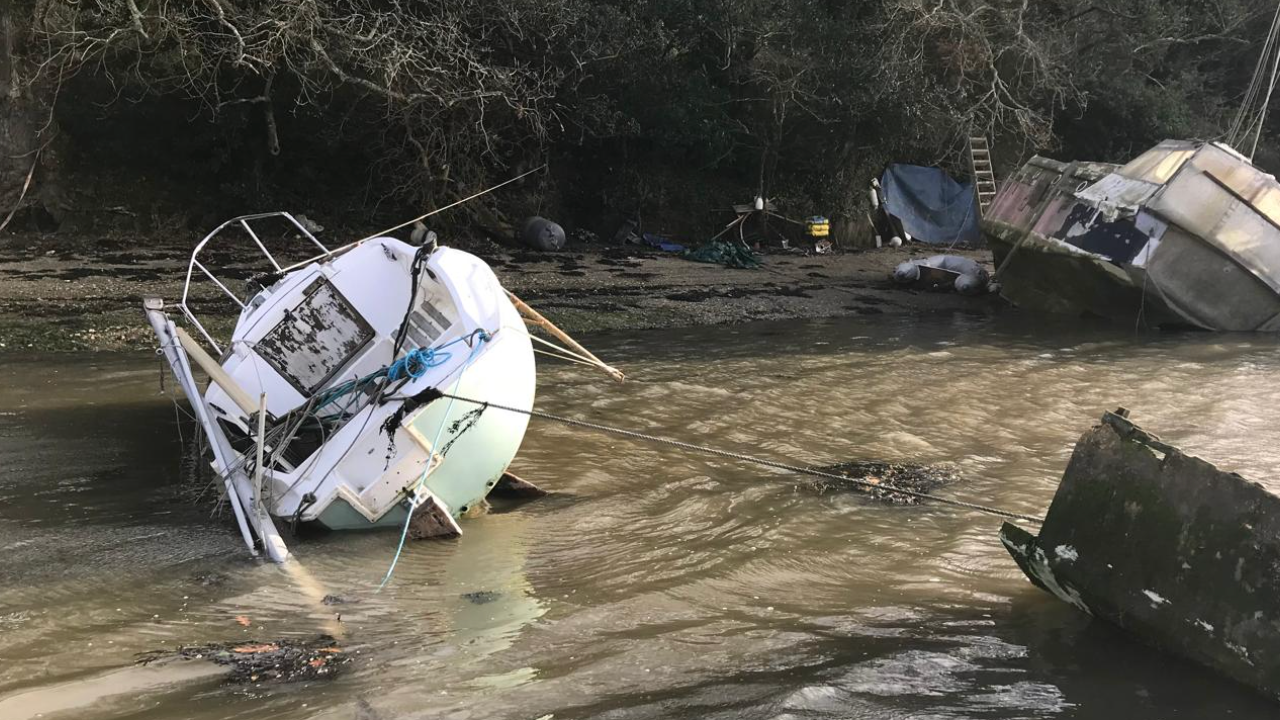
[
  {"left": 807, "top": 461, "right": 958, "bottom": 504},
  {"left": 892, "top": 254, "right": 991, "bottom": 295},
  {"left": 137, "top": 635, "right": 351, "bottom": 684}
]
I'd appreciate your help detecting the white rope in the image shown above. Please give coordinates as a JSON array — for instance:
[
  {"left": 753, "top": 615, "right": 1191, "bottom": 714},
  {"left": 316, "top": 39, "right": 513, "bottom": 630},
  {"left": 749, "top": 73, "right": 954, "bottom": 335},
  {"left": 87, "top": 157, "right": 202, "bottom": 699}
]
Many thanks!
[
  {"left": 527, "top": 333, "right": 608, "bottom": 367},
  {"left": 533, "top": 348, "right": 602, "bottom": 368},
  {"left": 278, "top": 165, "right": 547, "bottom": 272},
  {"left": 499, "top": 321, "right": 620, "bottom": 376},
  {"left": 1251, "top": 11, "right": 1280, "bottom": 160}
]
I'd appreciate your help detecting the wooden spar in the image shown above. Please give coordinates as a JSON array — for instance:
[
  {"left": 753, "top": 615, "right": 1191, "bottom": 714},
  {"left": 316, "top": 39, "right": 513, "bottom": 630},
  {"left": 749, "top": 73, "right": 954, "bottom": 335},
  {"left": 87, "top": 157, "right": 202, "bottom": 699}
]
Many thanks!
[
  {"left": 505, "top": 290, "right": 625, "bottom": 383},
  {"left": 175, "top": 326, "right": 260, "bottom": 416}
]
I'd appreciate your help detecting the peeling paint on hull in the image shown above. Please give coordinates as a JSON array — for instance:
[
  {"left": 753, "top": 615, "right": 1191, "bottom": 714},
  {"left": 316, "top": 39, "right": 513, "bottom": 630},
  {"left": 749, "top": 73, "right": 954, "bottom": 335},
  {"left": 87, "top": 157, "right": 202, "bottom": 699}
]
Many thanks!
[{"left": 983, "top": 141, "right": 1280, "bottom": 331}]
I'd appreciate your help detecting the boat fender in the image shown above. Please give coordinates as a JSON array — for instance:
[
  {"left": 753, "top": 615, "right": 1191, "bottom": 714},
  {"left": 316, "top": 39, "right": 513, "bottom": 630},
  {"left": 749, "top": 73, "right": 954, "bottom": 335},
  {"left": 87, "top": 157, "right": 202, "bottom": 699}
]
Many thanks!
[
  {"left": 520, "top": 216, "right": 566, "bottom": 252},
  {"left": 893, "top": 261, "right": 920, "bottom": 284},
  {"left": 954, "top": 273, "right": 986, "bottom": 296}
]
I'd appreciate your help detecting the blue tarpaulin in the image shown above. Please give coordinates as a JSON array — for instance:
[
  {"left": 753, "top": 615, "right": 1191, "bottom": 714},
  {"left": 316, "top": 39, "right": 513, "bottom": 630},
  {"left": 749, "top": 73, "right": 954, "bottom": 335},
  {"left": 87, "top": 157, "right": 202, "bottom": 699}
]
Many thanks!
[{"left": 879, "top": 164, "right": 983, "bottom": 246}]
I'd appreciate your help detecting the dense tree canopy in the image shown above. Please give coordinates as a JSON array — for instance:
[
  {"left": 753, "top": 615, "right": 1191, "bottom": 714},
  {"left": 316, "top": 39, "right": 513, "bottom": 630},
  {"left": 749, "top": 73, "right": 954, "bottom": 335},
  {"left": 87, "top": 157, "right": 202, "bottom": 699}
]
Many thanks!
[{"left": 1, "top": 0, "right": 1276, "bottom": 238}]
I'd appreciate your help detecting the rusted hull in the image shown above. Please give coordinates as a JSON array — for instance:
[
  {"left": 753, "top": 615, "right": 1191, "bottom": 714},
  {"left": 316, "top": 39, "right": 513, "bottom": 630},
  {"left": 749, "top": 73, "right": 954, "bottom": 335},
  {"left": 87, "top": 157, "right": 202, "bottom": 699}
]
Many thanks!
[{"left": 1002, "top": 410, "right": 1280, "bottom": 701}]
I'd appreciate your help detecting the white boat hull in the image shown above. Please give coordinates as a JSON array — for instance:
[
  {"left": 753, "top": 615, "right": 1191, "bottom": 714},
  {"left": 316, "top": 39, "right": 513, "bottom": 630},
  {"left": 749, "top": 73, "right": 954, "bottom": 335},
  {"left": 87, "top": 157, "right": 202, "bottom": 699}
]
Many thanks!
[{"left": 145, "top": 220, "right": 537, "bottom": 560}]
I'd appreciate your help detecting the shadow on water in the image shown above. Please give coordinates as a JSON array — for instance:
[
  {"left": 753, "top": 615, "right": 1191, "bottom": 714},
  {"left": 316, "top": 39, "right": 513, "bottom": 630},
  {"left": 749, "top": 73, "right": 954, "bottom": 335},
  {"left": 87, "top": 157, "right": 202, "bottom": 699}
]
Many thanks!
[
  {"left": 3, "top": 313, "right": 1280, "bottom": 719},
  {"left": 553, "top": 598, "right": 1280, "bottom": 720}
]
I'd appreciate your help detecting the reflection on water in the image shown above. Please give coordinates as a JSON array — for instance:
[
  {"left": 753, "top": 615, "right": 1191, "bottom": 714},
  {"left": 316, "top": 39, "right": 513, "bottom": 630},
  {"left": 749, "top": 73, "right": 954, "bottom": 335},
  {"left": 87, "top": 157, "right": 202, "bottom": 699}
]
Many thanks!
[{"left": 3, "top": 313, "right": 1280, "bottom": 719}]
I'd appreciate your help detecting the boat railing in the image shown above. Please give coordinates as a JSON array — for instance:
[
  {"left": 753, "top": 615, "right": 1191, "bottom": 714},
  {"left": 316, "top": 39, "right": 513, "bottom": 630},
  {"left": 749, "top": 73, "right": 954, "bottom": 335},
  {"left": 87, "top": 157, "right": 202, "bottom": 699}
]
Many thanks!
[{"left": 179, "top": 212, "right": 332, "bottom": 354}]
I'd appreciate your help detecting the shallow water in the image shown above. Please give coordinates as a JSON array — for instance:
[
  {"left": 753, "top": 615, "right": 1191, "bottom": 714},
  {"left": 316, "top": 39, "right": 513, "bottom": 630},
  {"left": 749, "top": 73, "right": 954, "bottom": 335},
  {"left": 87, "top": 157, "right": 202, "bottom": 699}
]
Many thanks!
[{"left": 3, "top": 313, "right": 1280, "bottom": 719}]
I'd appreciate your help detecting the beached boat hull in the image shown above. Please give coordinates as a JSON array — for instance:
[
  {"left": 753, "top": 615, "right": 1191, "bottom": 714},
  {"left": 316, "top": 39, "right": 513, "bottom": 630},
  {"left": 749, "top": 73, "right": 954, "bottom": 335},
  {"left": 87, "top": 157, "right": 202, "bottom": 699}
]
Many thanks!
[
  {"left": 983, "top": 141, "right": 1280, "bottom": 331},
  {"left": 145, "top": 214, "right": 537, "bottom": 560},
  {"left": 1001, "top": 410, "right": 1280, "bottom": 700},
  {"left": 308, "top": 321, "right": 535, "bottom": 530}
]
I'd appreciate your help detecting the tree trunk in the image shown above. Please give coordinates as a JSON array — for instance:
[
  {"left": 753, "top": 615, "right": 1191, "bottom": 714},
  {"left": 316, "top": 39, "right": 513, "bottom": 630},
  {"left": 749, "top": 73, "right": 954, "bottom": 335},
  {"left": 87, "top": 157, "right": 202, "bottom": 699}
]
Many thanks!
[{"left": 0, "top": 7, "right": 61, "bottom": 229}]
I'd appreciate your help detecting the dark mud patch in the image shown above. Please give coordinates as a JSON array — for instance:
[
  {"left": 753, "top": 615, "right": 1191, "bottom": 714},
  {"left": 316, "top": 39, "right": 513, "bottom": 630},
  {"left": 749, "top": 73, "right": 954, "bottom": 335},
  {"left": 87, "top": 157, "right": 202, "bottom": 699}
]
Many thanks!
[
  {"left": 665, "top": 288, "right": 751, "bottom": 302},
  {"left": 807, "top": 461, "right": 958, "bottom": 504},
  {"left": 531, "top": 300, "right": 634, "bottom": 313},
  {"left": 597, "top": 257, "right": 644, "bottom": 268},
  {"left": 461, "top": 590, "right": 502, "bottom": 605},
  {"left": 845, "top": 305, "right": 885, "bottom": 315},
  {"left": 664, "top": 285, "right": 813, "bottom": 303},
  {"left": 773, "top": 285, "right": 812, "bottom": 298},
  {"left": 138, "top": 635, "right": 350, "bottom": 684},
  {"left": 20, "top": 267, "right": 169, "bottom": 282},
  {"left": 506, "top": 250, "right": 557, "bottom": 265}
]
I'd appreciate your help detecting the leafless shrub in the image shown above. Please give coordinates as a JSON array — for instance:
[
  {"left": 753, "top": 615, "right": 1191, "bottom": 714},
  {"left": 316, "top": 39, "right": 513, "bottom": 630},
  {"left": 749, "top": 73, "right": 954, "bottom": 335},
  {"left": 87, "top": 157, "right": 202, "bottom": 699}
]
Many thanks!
[{"left": 21, "top": 0, "right": 609, "bottom": 206}]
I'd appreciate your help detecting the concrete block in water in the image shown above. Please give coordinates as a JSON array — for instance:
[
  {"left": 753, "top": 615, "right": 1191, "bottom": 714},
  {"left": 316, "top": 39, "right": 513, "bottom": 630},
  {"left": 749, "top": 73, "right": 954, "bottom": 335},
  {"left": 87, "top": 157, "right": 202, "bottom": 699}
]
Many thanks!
[{"left": 1002, "top": 412, "right": 1280, "bottom": 700}]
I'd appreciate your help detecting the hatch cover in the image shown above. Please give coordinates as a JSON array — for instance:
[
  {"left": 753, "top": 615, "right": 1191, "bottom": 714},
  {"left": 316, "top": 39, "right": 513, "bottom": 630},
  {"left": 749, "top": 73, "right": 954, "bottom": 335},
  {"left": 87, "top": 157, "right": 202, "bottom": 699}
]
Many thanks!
[{"left": 255, "top": 277, "right": 374, "bottom": 395}]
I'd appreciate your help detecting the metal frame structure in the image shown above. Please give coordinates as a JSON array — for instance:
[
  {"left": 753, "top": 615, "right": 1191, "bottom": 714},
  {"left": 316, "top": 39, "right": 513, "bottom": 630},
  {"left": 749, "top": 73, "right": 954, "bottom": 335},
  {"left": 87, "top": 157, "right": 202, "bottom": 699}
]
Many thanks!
[{"left": 179, "top": 212, "right": 332, "bottom": 353}]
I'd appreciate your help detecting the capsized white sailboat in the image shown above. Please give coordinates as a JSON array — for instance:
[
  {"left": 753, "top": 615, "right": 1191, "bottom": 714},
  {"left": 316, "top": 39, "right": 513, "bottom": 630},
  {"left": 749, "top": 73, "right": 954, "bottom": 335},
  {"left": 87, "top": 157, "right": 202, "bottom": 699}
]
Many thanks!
[{"left": 146, "top": 212, "right": 618, "bottom": 562}]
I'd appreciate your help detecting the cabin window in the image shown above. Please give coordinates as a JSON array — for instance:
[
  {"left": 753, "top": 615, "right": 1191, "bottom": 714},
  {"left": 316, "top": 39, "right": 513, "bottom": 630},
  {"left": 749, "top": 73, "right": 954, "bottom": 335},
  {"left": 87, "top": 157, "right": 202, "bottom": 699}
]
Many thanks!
[
  {"left": 1118, "top": 147, "right": 1194, "bottom": 185},
  {"left": 1199, "top": 159, "right": 1280, "bottom": 230}
]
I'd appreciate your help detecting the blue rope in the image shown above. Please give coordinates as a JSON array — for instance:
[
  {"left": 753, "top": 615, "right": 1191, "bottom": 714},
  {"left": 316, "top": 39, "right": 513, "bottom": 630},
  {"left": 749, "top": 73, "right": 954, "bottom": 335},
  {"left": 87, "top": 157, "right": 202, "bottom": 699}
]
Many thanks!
[
  {"left": 387, "top": 346, "right": 450, "bottom": 382},
  {"left": 313, "top": 331, "right": 486, "bottom": 412},
  {"left": 377, "top": 333, "right": 489, "bottom": 591}
]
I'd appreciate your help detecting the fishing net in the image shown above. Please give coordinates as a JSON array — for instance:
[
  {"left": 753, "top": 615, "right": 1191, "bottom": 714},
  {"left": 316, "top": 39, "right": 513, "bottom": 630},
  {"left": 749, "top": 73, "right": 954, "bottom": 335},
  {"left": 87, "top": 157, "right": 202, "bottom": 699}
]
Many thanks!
[{"left": 682, "top": 240, "right": 761, "bottom": 269}]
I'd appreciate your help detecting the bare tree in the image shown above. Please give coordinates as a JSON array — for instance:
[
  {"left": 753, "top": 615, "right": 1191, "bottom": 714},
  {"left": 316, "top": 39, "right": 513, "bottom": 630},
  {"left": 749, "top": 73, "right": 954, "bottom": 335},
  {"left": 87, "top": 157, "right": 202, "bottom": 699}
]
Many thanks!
[{"left": 19, "top": 0, "right": 611, "bottom": 207}]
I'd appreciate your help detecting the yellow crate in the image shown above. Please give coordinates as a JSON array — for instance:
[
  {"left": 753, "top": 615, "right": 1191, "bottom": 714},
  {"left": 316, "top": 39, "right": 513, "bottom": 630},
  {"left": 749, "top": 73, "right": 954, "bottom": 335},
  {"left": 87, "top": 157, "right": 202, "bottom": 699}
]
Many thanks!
[{"left": 805, "top": 216, "right": 830, "bottom": 238}]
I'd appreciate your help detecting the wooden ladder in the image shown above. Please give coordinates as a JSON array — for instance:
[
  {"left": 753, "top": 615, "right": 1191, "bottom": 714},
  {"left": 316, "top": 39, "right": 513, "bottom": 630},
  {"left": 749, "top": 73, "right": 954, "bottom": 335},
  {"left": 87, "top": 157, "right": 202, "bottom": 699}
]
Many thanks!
[{"left": 969, "top": 136, "right": 997, "bottom": 215}]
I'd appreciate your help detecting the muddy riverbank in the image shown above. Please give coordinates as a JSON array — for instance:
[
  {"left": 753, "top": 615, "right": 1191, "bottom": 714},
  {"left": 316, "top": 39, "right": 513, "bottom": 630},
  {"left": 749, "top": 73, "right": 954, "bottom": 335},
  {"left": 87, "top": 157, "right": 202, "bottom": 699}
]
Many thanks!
[{"left": 0, "top": 231, "right": 998, "bottom": 351}]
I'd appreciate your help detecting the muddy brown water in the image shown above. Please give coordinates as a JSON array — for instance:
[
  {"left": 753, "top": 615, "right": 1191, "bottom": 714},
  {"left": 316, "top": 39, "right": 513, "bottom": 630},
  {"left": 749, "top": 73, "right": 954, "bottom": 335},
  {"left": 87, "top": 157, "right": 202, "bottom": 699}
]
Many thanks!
[{"left": 3, "top": 314, "right": 1280, "bottom": 719}]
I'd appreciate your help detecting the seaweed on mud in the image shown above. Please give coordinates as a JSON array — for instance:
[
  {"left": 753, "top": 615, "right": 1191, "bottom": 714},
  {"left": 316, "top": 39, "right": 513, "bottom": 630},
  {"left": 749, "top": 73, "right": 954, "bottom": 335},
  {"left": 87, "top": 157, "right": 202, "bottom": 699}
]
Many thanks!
[{"left": 808, "top": 461, "right": 958, "bottom": 505}]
